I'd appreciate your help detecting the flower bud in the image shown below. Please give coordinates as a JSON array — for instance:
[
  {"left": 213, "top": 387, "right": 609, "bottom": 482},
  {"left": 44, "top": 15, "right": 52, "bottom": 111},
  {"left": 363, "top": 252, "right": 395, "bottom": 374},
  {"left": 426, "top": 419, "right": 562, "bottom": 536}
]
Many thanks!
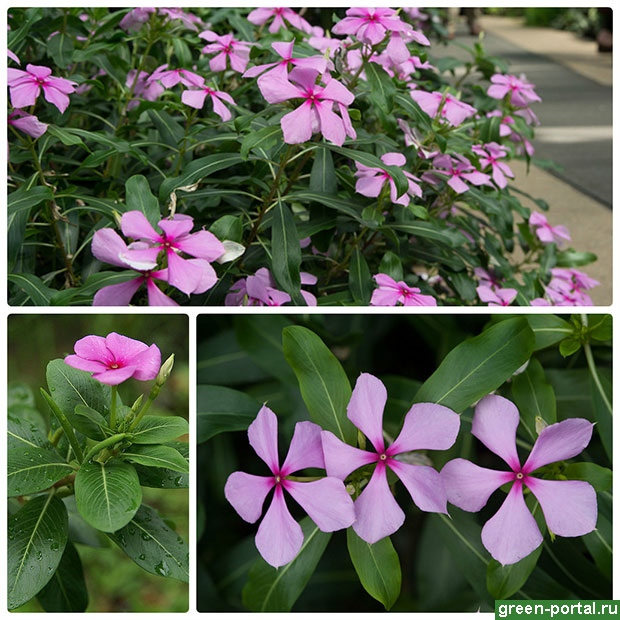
[
  {"left": 156, "top": 354, "right": 175, "bottom": 387},
  {"left": 535, "top": 416, "right": 548, "bottom": 435},
  {"left": 131, "top": 394, "right": 143, "bottom": 413}
]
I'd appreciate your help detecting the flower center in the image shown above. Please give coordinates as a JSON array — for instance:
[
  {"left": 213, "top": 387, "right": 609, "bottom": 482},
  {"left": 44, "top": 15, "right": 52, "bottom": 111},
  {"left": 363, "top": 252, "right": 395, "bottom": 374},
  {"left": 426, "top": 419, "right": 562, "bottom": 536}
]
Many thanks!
[
  {"left": 110, "top": 363, "right": 120, "bottom": 369},
  {"left": 275, "top": 475, "right": 281, "bottom": 483},
  {"left": 379, "top": 453, "right": 387, "bottom": 461},
  {"left": 516, "top": 472, "right": 524, "bottom": 480}
]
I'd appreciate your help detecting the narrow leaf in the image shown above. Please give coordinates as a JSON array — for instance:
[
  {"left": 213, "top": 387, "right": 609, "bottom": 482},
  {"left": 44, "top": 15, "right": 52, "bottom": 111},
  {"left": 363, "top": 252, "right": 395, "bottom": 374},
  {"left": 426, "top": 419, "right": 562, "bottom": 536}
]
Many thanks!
[{"left": 271, "top": 199, "right": 304, "bottom": 304}]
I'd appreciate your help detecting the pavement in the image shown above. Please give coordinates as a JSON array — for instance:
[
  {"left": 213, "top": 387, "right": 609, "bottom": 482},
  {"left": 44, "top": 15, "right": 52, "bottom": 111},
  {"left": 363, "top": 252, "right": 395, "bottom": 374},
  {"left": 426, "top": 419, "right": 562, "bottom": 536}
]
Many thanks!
[{"left": 429, "top": 15, "right": 612, "bottom": 304}]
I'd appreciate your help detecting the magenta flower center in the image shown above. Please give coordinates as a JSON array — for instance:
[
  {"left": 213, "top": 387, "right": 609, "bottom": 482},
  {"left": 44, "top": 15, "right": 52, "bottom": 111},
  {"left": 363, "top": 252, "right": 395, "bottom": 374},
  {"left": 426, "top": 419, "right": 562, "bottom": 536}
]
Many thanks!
[
  {"left": 399, "top": 286, "right": 412, "bottom": 297},
  {"left": 274, "top": 7, "right": 283, "bottom": 15},
  {"left": 516, "top": 472, "right": 524, "bottom": 480},
  {"left": 379, "top": 453, "right": 388, "bottom": 461}
]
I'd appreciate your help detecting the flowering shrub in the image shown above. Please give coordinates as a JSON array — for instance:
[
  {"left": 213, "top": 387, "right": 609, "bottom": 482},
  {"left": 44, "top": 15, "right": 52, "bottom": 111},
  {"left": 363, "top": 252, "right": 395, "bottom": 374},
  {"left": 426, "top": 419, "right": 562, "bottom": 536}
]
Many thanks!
[
  {"left": 8, "top": 333, "right": 189, "bottom": 611},
  {"left": 8, "top": 7, "right": 601, "bottom": 306},
  {"left": 197, "top": 313, "right": 611, "bottom": 611}
]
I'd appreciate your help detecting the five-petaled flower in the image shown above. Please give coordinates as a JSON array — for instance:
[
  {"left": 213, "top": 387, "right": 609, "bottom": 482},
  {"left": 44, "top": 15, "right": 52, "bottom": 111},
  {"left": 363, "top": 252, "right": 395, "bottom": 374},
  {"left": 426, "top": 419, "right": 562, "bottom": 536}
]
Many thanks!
[
  {"left": 410, "top": 90, "right": 476, "bottom": 127},
  {"left": 8, "top": 64, "right": 77, "bottom": 114},
  {"left": 321, "top": 373, "right": 460, "bottom": 543},
  {"left": 529, "top": 212, "right": 571, "bottom": 246},
  {"left": 247, "top": 7, "right": 312, "bottom": 34},
  {"left": 487, "top": 73, "right": 541, "bottom": 108},
  {"left": 441, "top": 394, "right": 597, "bottom": 565},
  {"left": 225, "top": 405, "right": 355, "bottom": 567},
  {"left": 199, "top": 30, "right": 253, "bottom": 73},
  {"left": 65, "top": 333, "right": 161, "bottom": 385},
  {"left": 370, "top": 273, "right": 437, "bottom": 306}
]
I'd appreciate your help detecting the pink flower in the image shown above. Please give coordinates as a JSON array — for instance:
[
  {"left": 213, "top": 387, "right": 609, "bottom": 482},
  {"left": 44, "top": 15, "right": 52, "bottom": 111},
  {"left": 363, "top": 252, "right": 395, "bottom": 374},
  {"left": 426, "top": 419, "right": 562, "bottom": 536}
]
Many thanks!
[
  {"left": 199, "top": 31, "right": 252, "bottom": 74},
  {"left": 8, "top": 110, "right": 47, "bottom": 139},
  {"left": 397, "top": 119, "right": 437, "bottom": 159},
  {"left": 321, "top": 373, "right": 460, "bottom": 543},
  {"left": 472, "top": 142, "right": 514, "bottom": 189},
  {"left": 158, "top": 7, "right": 203, "bottom": 30},
  {"left": 307, "top": 27, "right": 345, "bottom": 56},
  {"left": 424, "top": 154, "right": 491, "bottom": 194},
  {"left": 474, "top": 266, "right": 504, "bottom": 290},
  {"left": 551, "top": 267, "right": 599, "bottom": 292},
  {"left": 181, "top": 83, "right": 235, "bottom": 122},
  {"left": 332, "top": 8, "right": 416, "bottom": 46},
  {"left": 247, "top": 7, "right": 312, "bottom": 34},
  {"left": 65, "top": 332, "right": 161, "bottom": 386},
  {"left": 120, "top": 211, "right": 225, "bottom": 296},
  {"left": 476, "top": 285, "right": 518, "bottom": 306},
  {"left": 487, "top": 73, "right": 541, "bottom": 108},
  {"left": 354, "top": 152, "right": 422, "bottom": 207},
  {"left": 545, "top": 278, "right": 593, "bottom": 306},
  {"left": 225, "top": 267, "right": 317, "bottom": 306},
  {"left": 147, "top": 64, "right": 205, "bottom": 89},
  {"left": 126, "top": 70, "right": 164, "bottom": 110},
  {"left": 410, "top": 90, "right": 476, "bottom": 127},
  {"left": 486, "top": 110, "right": 516, "bottom": 137},
  {"left": 258, "top": 66, "right": 355, "bottom": 145},
  {"left": 442, "top": 395, "right": 597, "bottom": 565},
  {"left": 119, "top": 7, "right": 155, "bottom": 32},
  {"left": 8, "top": 64, "right": 77, "bottom": 114},
  {"left": 225, "top": 405, "right": 355, "bottom": 567},
  {"left": 370, "top": 273, "right": 437, "bottom": 306},
  {"left": 243, "top": 41, "right": 327, "bottom": 80},
  {"left": 529, "top": 212, "right": 571, "bottom": 245}
]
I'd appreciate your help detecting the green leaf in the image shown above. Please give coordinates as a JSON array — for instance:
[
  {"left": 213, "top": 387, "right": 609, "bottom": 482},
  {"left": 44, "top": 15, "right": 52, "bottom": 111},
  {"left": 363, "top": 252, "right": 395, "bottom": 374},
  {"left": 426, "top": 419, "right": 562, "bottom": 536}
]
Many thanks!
[
  {"left": 309, "top": 147, "right": 337, "bottom": 194},
  {"left": 347, "top": 529, "right": 401, "bottom": 610},
  {"left": 125, "top": 174, "right": 161, "bottom": 226},
  {"left": 525, "top": 315, "right": 573, "bottom": 350},
  {"left": 242, "top": 517, "right": 331, "bottom": 611},
  {"left": 582, "top": 512, "right": 612, "bottom": 580},
  {"left": 8, "top": 273, "right": 55, "bottom": 305},
  {"left": 131, "top": 415, "right": 189, "bottom": 444},
  {"left": 390, "top": 221, "right": 466, "bottom": 247},
  {"left": 271, "top": 199, "right": 304, "bottom": 304},
  {"left": 365, "top": 61, "right": 396, "bottom": 113},
  {"left": 75, "top": 460, "right": 141, "bottom": 532},
  {"left": 9, "top": 381, "right": 36, "bottom": 407},
  {"left": 282, "top": 326, "right": 357, "bottom": 444},
  {"left": 487, "top": 546, "right": 542, "bottom": 599},
  {"left": 378, "top": 251, "right": 403, "bottom": 282},
  {"left": 8, "top": 444, "right": 73, "bottom": 497},
  {"left": 147, "top": 109, "right": 185, "bottom": 147},
  {"left": 62, "top": 127, "right": 130, "bottom": 152},
  {"left": 511, "top": 358, "right": 556, "bottom": 440},
  {"left": 589, "top": 315, "right": 612, "bottom": 341},
  {"left": 134, "top": 442, "right": 189, "bottom": 488},
  {"left": 108, "top": 504, "right": 189, "bottom": 582},
  {"left": 46, "top": 359, "right": 110, "bottom": 426},
  {"left": 37, "top": 542, "right": 88, "bottom": 612},
  {"left": 73, "top": 404, "right": 110, "bottom": 440},
  {"left": 414, "top": 318, "right": 535, "bottom": 412},
  {"left": 47, "top": 31, "right": 74, "bottom": 68},
  {"left": 285, "top": 191, "right": 370, "bottom": 225},
  {"left": 240, "top": 125, "right": 283, "bottom": 159},
  {"left": 8, "top": 412, "right": 50, "bottom": 449},
  {"left": 121, "top": 444, "right": 189, "bottom": 473},
  {"left": 197, "top": 384, "right": 260, "bottom": 443},
  {"left": 159, "top": 153, "right": 242, "bottom": 201},
  {"left": 47, "top": 124, "right": 84, "bottom": 146},
  {"left": 210, "top": 214, "right": 243, "bottom": 243},
  {"left": 555, "top": 250, "right": 597, "bottom": 267},
  {"left": 559, "top": 337, "right": 581, "bottom": 357},
  {"left": 348, "top": 248, "right": 372, "bottom": 304},
  {"left": 590, "top": 372, "right": 612, "bottom": 461},
  {"left": 8, "top": 494, "right": 68, "bottom": 610},
  {"left": 563, "top": 462, "right": 612, "bottom": 493}
]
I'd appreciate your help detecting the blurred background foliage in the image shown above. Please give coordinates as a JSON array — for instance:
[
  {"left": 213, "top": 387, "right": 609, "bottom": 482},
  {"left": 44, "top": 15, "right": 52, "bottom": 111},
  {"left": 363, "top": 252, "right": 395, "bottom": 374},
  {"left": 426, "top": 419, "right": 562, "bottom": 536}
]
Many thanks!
[
  {"left": 9, "top": 314, "right": 189, "bottom": 612},
  {"left": 197, "top": 314, "right": 611, "bottom": 612}
]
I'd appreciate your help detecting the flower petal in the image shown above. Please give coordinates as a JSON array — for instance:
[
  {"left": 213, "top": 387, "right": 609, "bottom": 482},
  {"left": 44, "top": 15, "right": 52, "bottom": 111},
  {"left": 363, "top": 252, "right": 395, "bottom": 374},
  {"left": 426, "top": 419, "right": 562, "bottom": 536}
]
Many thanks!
[
  {"left": 91, "top": 228, "right": 131, "bottom": 267},
  {"left": 248, "top": 405, "right": 280, "bottom": 473},
  {"left": 315, "top": 101, "right": 346, "bottom": 146},
  {"left": 130, "top": 344, "right": 161, "bottom": 381},
  {"left": 472, "top": 395, "right": 521, "bottom": 471},
  {"left": 388, "top": 402, "right": 460, "bottom": 455},
  {"left": 523, "top": 418, "right": 594, "bottom": 474},
  {"left": 175, "top": 230, "right": 225, "bottom": 261},
  {"left": 92, "top": 365, "right": 137, "bottom": 385},
  {"left": 158, "top": 217, "right": 194, "bottom": 240},
  {"left": 64, "top": 355, "right": 106, "bottom": 373},
  {"left": 281, "top": 102, "right": 314, "bottom": 144},
  {"left": 347, "top": 373, "right": 387, "bottom": 453},
  {"left": 281, "top": 421, "right": 325, "bottom": 476},
  {"left": 285, "top": 478, "right": 355, "bottom": 531},
  {"left": 105, "top": 332, "right": 148, "bottom": 363},
  {"left": 93, "top": 278, "right": 143, "bottom": 306},
  {"left": 255, "top": 486, "right": 304, "bottom": 568},
  {"left": 146, "top": 279, "right": 179, "bottom": 306},
  {"left": 321, "top": 430, "right": 378, "bottom": 480},
  {"left": 167, "top": 250, "right": 205, "bottom": 295},
  {"left": 73, "top": 334, "right": 110, "bottom": 362},
  {"left": 441, "top": 458, "right": 514, "bottom": 512},
  {"left": 389, "top": 461, "right": 448, "bottom": 513},
  {"left": 122, "top": 211, "right": 160, "bottom": 242},
  {"left": 525, "top": 477, "right": 597, "bottom": 537},
  {"left": 225, "top": 471, "right": 275, "bottom": 523},
  {"left": 481, "top": 482, "right": 542, "bottom": 565},
  {"left": 353, "top": 463, "right": 405, "bottom": 544}
]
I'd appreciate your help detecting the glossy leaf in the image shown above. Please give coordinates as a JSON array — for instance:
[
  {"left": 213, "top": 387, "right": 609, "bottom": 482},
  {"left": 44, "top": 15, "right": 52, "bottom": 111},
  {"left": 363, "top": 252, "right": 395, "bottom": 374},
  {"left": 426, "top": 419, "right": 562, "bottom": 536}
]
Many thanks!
[
  {"left": 525, "top": 315, "right": 573, "bottom": 350},
  {"left": 285, "top": 191, "right": 371, "bottom": 225},
  {"left": 347, "top": 529, "right": 401, "bottom": 610},
  {"left": 590, "top": 372, "right": 612, "bottom": 461},
  {"left": 240, "top": 124, "right": 283, "bottom": 159},
  {"left": 7, "top": 411, "right": 50, "bottom": 449},
  {"left": 563, "top": 462, "right": 612, "bottom": 493},
  {"left": 131, "top": 415, "right": 189, "bottom": 444},
  {"left": 75, "top": 460, "right": 141, "bottom": 532},
  {"left": 309, "top": 146, "right": 337, "bottom": 194},
  {"left": 108, "top": 504, "right": 189, "bottom": 582},
  {"left": 122, "top": 444, "right": 189, "bottom": 473},
  {"left": 134, "top": 442, "right": 189, "bottom": 488},
  {"left": 366, "top": 61, "right": 396, "bottom": 113},
  {"left": 8, "top": 495, "right": 68, "bottom": 610},
  {"left": 349, "top": 248, "right": 372, "bottom": 304},
  {"left": 487, "top": 546, "right": 542, "bottom": 599},
  {"left": 271, "top": 199, "right": 304, "bottom": 304},
  {"left": 282, "top": 326, "right": 357, "bottom": 444},
  {"left": 8, "top": 444, "right": 72, "bottom": 497},
  {"left": 125, "top": 174, "right": 161, "bottom": 226},
  {"left": 73, "top": 404, "right": 110, "bottom": 440}
]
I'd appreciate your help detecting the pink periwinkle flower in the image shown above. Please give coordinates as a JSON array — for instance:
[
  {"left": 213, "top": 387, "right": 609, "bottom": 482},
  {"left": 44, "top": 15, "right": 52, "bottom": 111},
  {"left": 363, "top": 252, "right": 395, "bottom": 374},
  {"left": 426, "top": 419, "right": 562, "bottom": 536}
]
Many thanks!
[
  {"left": 370, "top": 274, "right": 437, "bottom": 307},
  {"left": 181, "top": 80, "right": 236, "bottom": 122},
  {"left": 225, "top": 267, "right": 317, "bottom": 306},
  {"left": 442, "top": 395, "right": 597, "bottom": 565},
  {"left": 487, "top": 73, "right": 541, "bottom": 108},
  {"left": 551, "top": 267, "right": 599, "bottom": 292},
  {"left": 476, "top": 285, "right": 518, "bottom": 307},
  {"left": 65, "top": 332, "right": 161, "bottom": 386},
  {"left": 424, "top": 154, "right": 491, "bottom": 194},
  {"left": 474, "top": 266, "right": 504, "bottom": 290},
  {"left": 258, "top": 66, "right": 355, "bottom": 145},
  {"left": 8, "top": 110, "right": 48, "bottom": 139},
  {"left": 8, "top": 64, "right": 77, "bottom": 114},
  {"left": 354, "top": 152, "right": 422, "bottom": 207},
  {"left": 199, "top": 31, "right": 252, "bottom": 74},
  {"left": 397, "top": 119, "right": 437, "bottom": 159},
  {"left": 545, "top": 277, "right": 594, "bottom": 306},
  {"left": 472, "top": 142, "right": 514, "bottom": 189},
  {"left": 308, "top": 27, "right": 346, "bottom": 56},
  {"left": 486, "top": 110, "right": 516, "bottom": 137},
  {"left": 410, "top": 90, "right": 476, "bottom": 127},
  {"left": 126, "top": 70, "right": 164, "bottom": 110},
  {"left": 119, "top": 7, "right": 155, "bottom": 32},
  {"left": 321, "top": 373, "right": 460, "bottom": 543},
  {"left": 147, "top": 64, "right": 205, "bottom": 89},
  {"left": 247, "top": 7, "right": 312, "bottom": 34},
  {"left": 529, "top": 212, "right": 571, "bottom": 246},
  {"left": 243, "top": 41, "right": 327, "bottom": 80},
  {"left": 159, "top": 7, "right": 203, "bottom": 30},
  {"left": 118, "top": 211, "right": 225, "bottom": 297},
  {"left": 225, "top": 405, "right": 355, "bottom": 567}
]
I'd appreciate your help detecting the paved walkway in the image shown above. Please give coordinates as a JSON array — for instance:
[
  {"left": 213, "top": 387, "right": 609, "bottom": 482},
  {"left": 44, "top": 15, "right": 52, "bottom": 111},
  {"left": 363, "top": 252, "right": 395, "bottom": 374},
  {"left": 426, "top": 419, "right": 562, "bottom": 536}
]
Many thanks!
[{"left": 430, "top": 15, "right": 612, "bottom": 304}]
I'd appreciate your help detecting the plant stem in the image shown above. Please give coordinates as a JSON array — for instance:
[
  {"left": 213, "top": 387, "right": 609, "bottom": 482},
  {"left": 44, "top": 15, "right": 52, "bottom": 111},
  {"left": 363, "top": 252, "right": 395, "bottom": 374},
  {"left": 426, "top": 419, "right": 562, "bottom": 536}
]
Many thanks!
[
  {"left": 83, "top": 433, "right": 127, "bottom": 463},
  {"left": 583, "top": 340, "right": 612, "bottom": 416},
  {"left": 129, "top": 383, "right": 162, "bottom": 430},
  {"left": 40, "top": 388, "right": 84, "bottom": 463},
  {"left": 109, "top": 385, "right": 118, "bottom": 429}
]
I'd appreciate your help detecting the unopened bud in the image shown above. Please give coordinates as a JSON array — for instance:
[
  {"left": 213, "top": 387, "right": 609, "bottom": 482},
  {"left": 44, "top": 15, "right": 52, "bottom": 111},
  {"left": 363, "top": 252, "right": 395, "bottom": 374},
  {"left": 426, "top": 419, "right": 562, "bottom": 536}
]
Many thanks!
[
  {"left": 131, "top": 394, "right": 143, "bottom": 413},
  {"left": 113, "top": 209, "right": 123, "bottom": 229},
  {"left": 156, "top": 354, "right": 175, "bottom": 387},
  {"left": 535, "top": 416, "right": 548, "bottom": 435}
]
